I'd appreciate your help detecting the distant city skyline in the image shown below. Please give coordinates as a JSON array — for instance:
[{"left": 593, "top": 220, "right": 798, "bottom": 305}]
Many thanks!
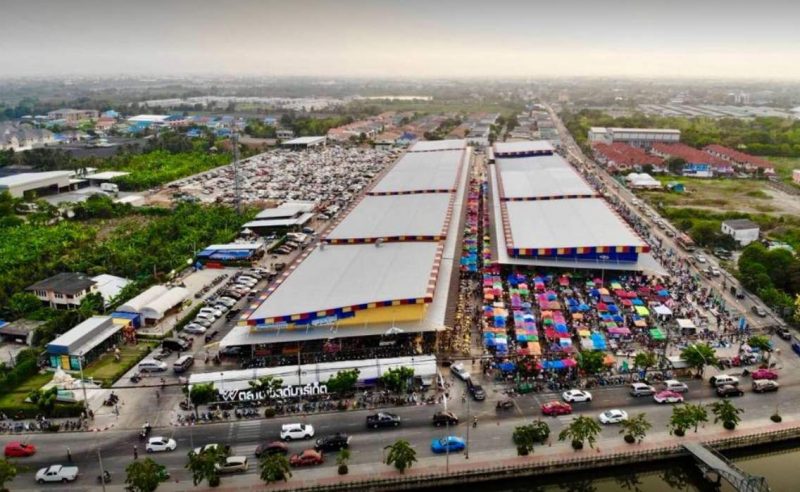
[{"left": 3, "top": 0, "right": 800, "bottom": 80}]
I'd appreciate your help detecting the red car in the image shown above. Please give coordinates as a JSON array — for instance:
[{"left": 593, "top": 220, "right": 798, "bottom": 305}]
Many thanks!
[
  {"left": 541, "top": 401, "right": 572, "bottom": 416},
  {"left": 289, "top": 449, "right": 324, "bottom": 467},
  {"left": 751, "top": 369, "right": 778, "bottom": 380},
  {"left": 4, "top": 442, "right": 36, "bottom": 457}
]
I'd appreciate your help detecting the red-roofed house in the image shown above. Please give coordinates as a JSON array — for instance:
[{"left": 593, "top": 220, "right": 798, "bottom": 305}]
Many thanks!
[
  {"left": 703, "top": 145, "right": 775, "bottom": 175},
  {"left": 650, "top": 143, "right": 734, "bottom": 176},
  {"left": 592, "top": 142, "right": 664, "bottom": 172}
]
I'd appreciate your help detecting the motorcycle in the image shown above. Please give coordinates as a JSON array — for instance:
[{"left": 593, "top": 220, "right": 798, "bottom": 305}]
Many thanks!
[
  {"left": 496, "top": 399, "right": 514, "bottom": 410},
  {"left": 97, "top": 471, "right": 111, "bottom": 484},
  {"left": 130, "top": 372, "right": 142, "bottom": 383}
]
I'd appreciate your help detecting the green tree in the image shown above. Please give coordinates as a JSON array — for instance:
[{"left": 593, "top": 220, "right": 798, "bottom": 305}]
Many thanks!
[
  {"left": 709, "top": 399, "right": 743, "bottom": 430},
  {"left": 512, "top": 421, "right": 550, "bottom": 455},
  {"left": 27, "top": 386, "right": 58, "bottom": 416},
  {"left": 125, "top": 457, "right": 163, "bottom": 492},
  {"left": 384, "top": 439, "right": 417, "bottom": 473},
  {"left": 248, "top": 375, "right": 283, "bottom": 396},
  {"left": 326, "top": 369, "right": 360, "bottom": 395},
  {"left": 578, "top": 350, "right": 606, "bottom": 375},
  {"left": 633, "top": 351, "right": 659, "bottom": 376},
  {"left": 669, "top": 404, "right": 708, "bottom": 436},
  {"left": 558, "top": 415, "right": 602, "bottom": 450},
  {"left": 186, "top": 446, "right": 226, "bottom": 486},
  {"left": 747, "top": 335, "right": 771, "bottom": 353},
  {"left": 381, "top": 366, "right": 414, "bottom": 394},
  {"left": 666, "top": 157, "right": 686, "bottom": 175},
  {"left": 4, "top": 292, "right": 42, "bottom": 319},
  {"left": 258, "top": 453, "right": 292, "bottom": 484},
  {"left": 680, "top": 343, "right": 718, "bottom": 376},
  {"left": 336, "top": 448, "right": 351, "bottom": 475},
  {"left": 77, "top": 292, "right": 105, "bottom": 320},
  {"left": 619, "top": 413, "right": 652, "bottom": 443},
  {"left": 189, "top": 383, "right": 216, "bottom": 416},
  {"left": 0, "top": 457, "right": 17, "bottom": 492}
]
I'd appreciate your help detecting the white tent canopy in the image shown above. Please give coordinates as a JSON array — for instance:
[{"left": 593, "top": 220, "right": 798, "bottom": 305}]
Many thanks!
[
  {"left": 117, "top": 285, "right": 168, "bottom": 313},
  {"left": 140, "top": 286, "right": 189, "bottom": 321},
  {"left": 653, "top": 305, "right": 673, "bottom": 316},
  {"left": 676, "top": 318, "right": 696, "bottom": 331}
]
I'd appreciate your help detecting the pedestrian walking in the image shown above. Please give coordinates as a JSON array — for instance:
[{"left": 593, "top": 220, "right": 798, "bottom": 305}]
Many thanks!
[
  {"left": 66, "top": 447, "right": 72, "bottom": 463},
  {"left": 133, "top": 446, "right": 138, "bottom": 459},
  {"left": 472, "top": 416, "right": 478, "bottom": 428}
]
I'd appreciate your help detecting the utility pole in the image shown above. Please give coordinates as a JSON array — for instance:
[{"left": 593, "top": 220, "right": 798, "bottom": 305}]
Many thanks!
[
  {"left": 78, "top": 352, "right": 89, "bottom": 418},
  {"left": 465, "top": 393, "right": 470, "bottom": 459},
  {"left": 443, "top": 393, "right": 450, "bottom": 472},
  {"left": 232, "top": 129, "right": 242, "bottom": 215},
  {"left": 96, "top": 447, "right": 107, "bottom": 492}
]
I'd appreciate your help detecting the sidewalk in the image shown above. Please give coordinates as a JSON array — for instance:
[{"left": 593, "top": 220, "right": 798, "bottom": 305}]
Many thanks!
[{"left": 158, "top": 412, "right": 800, "bottom": 491}]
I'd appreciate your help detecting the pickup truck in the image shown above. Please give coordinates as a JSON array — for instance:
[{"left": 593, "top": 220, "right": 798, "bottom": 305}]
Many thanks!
[
  {"left": 366, "top": 412, "right": 401, "bottom": 429},
  {"left": 36, "top": 464, "right": 79, "bottom": 484}
]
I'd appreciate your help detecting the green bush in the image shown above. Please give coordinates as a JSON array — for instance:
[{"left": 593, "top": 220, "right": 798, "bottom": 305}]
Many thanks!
[
  {"left": 0, "top": 359, "right": 39, "bottom": 398},
  {"left": 0, "top": 402, "right": 84, "bottom": 419}
]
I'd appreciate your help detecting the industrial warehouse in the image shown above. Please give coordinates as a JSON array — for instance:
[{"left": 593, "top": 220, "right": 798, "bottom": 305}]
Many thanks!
[{"left": 218, "top": 139, "right": 471, "bottom": 363}]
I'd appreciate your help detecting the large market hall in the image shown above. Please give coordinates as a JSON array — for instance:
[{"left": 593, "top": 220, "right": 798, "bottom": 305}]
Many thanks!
[{"left": 219, "top": 139, "right": 471, "bottom": 364}]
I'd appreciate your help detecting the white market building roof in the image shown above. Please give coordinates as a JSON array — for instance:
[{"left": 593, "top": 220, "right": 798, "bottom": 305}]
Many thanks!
[
  {"left": 255, "top": 202, "right": 315, "bottom": 220},
  {"left": 116, "top": 285, "right": 169, "bottom": 314},
  {"left": 248, "top": 241, "right": 442, "bottom": 324},
  {"left": 496, "top": 155, "right": 596, "bottom": 200},
  {"left": 503, "top": 198, "right": 648, "bottom": 251},
  {"left": 493, "top": 140, "right": 554, "bottom": 157},
  {"left": 368, "top": 149, "right": 464, "bottom": 194},
  {"left": 409, "top": 139, "right": 467, "bottom": 152},
  {"left": 91, "top": 274, "right": 131, "bottom": 306},
  {"left": 139, "top": 286, "right": 188, "bottom": 320},
  {"left": 242, "top": 213, "right": 315, "bottom": 229},
  {"left": 282, "top": 136, "right": 326, "bottom": 146},
  {"left": 325, "top": 193, "right": 453, "bottom": 242},
  {"left": 84, "top": 171, "right": 130, "bottom": 180}
]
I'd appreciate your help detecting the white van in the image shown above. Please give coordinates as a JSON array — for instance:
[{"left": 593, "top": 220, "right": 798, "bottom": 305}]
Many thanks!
[
  {"left": 138, "top": 359, "right": 168, "bottom": 372},
  {"left": 709, "top": 374, "right": 739, "bottom": 387}
]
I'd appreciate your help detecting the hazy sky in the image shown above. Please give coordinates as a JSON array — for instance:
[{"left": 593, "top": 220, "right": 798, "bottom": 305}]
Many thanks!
[{"left": 3, "top": 0, "right": 800, "bottom": 80}]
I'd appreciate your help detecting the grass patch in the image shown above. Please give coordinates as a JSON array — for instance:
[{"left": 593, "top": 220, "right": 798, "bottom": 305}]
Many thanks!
[
  {"left": 0, "top": 372, "right": 53, "bottom": 407},
  {"left": 83, "top": 341, "right": 157, "bottom": 387},
  {"left": 766, "top": 156, "right": 800, "bottom": 184}
]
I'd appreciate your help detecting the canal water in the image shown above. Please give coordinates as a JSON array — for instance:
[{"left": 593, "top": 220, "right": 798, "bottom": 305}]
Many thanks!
[{"left": 423, "top": 439, "right": 799, "bottom": 492}]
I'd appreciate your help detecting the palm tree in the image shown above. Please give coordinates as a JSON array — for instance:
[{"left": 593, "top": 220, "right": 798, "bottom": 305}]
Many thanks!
[
  {"left": 125, "top": 458, "right": 163, "bottom": 492},
  {"left": 558, "top": 415, "right": 602, "bottom": 450},
  {"left": 259, "top": 453, "right": 292, "bottom": 484},
  {"left": 668, "top": 404, "right": 708, "bottom": 436},
  {"left": 186, "top": 446, "right": 226, "bottom": 487},
  {"left": 619, "top": 413, "right": 652, "bottom": 444},
  {"left": 680, "top": 344, "right": 718, "bottom": 377},
  {"left": 336, "top": 448, "right": 351, "bottom": 475},
  {"left": 513, "top": 420, "right": 551, "bottom": 455},
  {"left": 633, "top": 351, "right": 658, "bottom": 376},
  {"left": 709, "top": 400, "right": 743, "bottom": 430},
  {"left": 384, "top": 439, "right": 417, "bottom": 473}
]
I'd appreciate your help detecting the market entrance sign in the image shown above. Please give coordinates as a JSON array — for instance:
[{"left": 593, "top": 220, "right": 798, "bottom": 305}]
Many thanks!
[{"left": 218, "top": 382, "right": 328, "bottom": 402}]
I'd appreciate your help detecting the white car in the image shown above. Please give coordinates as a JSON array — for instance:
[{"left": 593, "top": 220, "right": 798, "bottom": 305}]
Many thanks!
[
  {"left": 710, "top": 267, "right": 721, "bottom": 276},
  {"left": 146, "top": 436, "right": 177, "bottom": 453},
  {"left": 598, "top": 409, "right": 629, "bottom": 424},
  {"left": 192, "top": 317, "right": 213, "bottom": 328},
  {"left": 195, "top": 312, "right": 217, "bottom": 322},
  {"left": 199, "top": 307, "right": 223, "bottom": 317},
  {"left": 36, "top": 465, "right": 79, "bottom": 484},
  {"left": 212, "top": 303, "right": 229, "bottom": 312},
  {"left": 562, "top": 389, "right": 592, "bottom": 402},
  {"left": 663, "top": 380, "right": 689, "bottom": 393},
  {"left": 217, "top": 297, "right": 237, "bottom": 307},
  {"left": 280, "top": 423, "right": 315, "bottom": 441},
  {"left": 183, "top": 323, "right": 207, "bottom": 335},
  {"left": 450, "top": 363, "right": 471, "bottom": 381},
  {"left": 695, "top": 255, "right": 707, "bottom": 264},
  {"left": 193, "top": 443, "right": 228, "bottom": 455}
]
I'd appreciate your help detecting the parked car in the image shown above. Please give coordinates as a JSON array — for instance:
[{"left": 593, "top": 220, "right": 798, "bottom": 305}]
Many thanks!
[
  {"left": 776, "top": 327, "right": 792, "bottom": 340},
  {"left": 709, "top": 375, "right": 739, "bottom": 387},
  {"left": 138, "top": 359, "right": 168, "bottom": 372},
  {"left": 280, "top": 423, "right": 314, "bottom": 441},
  {"left": 750, "top": 369, "right": 778, "bottom": 380},
  {"left": 432, "top": 411, "right": 459, "bottom": 427},
  {"left": 162, "top": 338, "right": 191, "bottom": 352},
  {"left": 562, "top": 389, "right": 592, "bottom": 402},
  {"left": 751, "top": 305, "right": 768, "bottom": 317},
  {"left": 4, "top": 441, "right": 36, "bottom": 457},
  {"left": 193, "top": 443, "right": 230, "bottom": 456},
  {"left": 192, "top": 317, "right": 213, "bottom": 328},
  {"left": 255, "top": 441, "right": 289, "bottom": 458},
  {"left": 629, "top": 383, "right": 656, "bottom": 397},
  {"left": 36, "top": 465, "right": 79, "bottom": 484},
  {"left": 752, "top": 380, "right": 780, "bottom": 393},
  {"left": 216, "top": 296, "right": 237, "bottom": 307},
  {"left": 314, "top": 433, "right": 350, "bottom": 452},
  {"left": 195, "top": 312, "right": 217, "bottom": 322},
  {"left": 289, "top": 449, "right": 324, "bottom": 467},
  {"left": 598, "top": 409, "right": 628, "bottom": 425},
  {"left": 450, "top": 363, "right": 470, "bottom": 381},
  {"left": 172, "top": 355, "right": 194, "bottom": 373},
  {"left": 653, "top": 390, "right": 684, "bottom": 404},
  {"left": 431, "top": 436, "right": 466, "bottom": 454},
  {"left": 366, "top": 412, "right": 401, "bottom": 429},
  {"left": 215, "top": 456, "right": 249, "bottom": 474},
  {"left": 199, "top": 306, "right": 223, "bottom": 317},
  {"left": 146, "top": 437, "right": 177, "bottom": 453},
  {"left": 716, "top": 385, "right": 744, "bottom": 398},
  {"left": 541, "top": 401, "right": 572, "bottom": 416},
  {"left": 467, "top": 382, "right": 486, "bottom": 401},
  {"left": 183, "top": 323, "right": 207, "bottom": 335},
  {"left": 211, "top": 303, "right": 229, "bottom": 312},
  {"left": 695, "top": 255, "right": 707, "bottom": 264}
]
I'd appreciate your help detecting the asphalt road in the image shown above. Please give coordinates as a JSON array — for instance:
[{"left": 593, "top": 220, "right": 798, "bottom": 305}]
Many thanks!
[{"left": 9, "top": 340, "right": 800, "bottom": 490}]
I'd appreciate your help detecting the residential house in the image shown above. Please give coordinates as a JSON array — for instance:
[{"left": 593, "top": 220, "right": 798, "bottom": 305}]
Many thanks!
[{"left": 27, "top": 272, "right": 98, "bottom": 309}]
